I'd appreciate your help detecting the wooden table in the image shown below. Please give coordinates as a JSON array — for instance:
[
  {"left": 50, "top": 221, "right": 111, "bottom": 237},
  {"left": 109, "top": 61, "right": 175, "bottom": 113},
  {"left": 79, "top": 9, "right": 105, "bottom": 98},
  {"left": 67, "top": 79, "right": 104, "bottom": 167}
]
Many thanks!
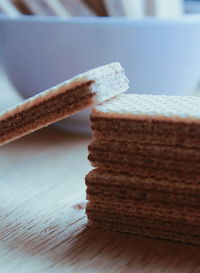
[{"left": 0, "top": 72, "right": 200, "bottom": 273}]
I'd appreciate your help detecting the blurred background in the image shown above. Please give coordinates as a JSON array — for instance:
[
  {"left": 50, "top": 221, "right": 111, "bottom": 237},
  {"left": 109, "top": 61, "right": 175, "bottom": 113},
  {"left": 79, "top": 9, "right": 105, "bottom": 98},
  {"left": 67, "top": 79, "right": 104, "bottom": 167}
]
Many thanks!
[{"left": 0, "top": 0, "right": 200, "bottom": 134}]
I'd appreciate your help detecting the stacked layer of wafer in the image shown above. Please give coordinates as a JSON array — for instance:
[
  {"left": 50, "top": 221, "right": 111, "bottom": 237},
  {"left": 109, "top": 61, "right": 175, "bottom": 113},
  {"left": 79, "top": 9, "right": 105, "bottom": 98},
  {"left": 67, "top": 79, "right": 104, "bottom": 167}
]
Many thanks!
[{"left": 86, "top": 94, "right": 200, "bottom": 244}]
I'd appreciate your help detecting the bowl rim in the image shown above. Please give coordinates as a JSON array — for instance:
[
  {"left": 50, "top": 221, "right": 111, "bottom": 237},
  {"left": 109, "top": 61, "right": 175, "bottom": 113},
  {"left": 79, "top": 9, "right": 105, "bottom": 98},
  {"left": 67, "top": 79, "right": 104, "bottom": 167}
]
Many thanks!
[{"left": 0, "top": 13, "right": 200, "bottom": 26}]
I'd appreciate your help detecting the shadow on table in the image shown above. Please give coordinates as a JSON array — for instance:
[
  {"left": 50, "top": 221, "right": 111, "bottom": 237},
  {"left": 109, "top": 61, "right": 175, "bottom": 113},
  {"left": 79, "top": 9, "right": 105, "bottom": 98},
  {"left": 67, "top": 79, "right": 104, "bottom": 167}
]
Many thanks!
[
  {"left": 0, "top": 198, "right": 200, "bottom": 273},
  {"left": 56, "top": 225, "right": 200, "bottom": 272},
  {"left": 1, "top": 126, "right": 90, "bottom": 150}
]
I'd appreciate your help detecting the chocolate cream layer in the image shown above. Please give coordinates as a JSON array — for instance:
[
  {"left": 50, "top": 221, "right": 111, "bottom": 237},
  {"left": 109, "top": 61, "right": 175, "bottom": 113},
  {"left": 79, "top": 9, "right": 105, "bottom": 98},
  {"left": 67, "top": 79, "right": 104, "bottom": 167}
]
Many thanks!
[
  {"left": 90, "top": 116, "right": 200, "bottom": 148},
  {"left": 0, "top": 81, "right": 93, "bottom": 145}
]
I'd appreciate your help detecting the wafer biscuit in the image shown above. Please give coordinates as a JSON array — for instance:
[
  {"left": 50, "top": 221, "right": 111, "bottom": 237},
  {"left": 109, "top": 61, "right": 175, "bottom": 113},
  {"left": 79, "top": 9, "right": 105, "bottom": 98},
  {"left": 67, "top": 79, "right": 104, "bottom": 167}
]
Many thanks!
[
  {"left": 0, "top": 62, "right": 128, "bottom": 147},
  {"left": 44, "top": 0, "right": 71, "bottom": 17},
  {"left": 86, "top": 169, "right": 200, "bottom": 207},
  {"left": 0, "top": 0, "right": 20, "bottom": 16},
  {"left": 83, "top": 0, "right": 107, "bottom": 16},
  {"left": 103, "top": 0, "right": 145, "bottom": 17},
  {"left": 12, "top": 0, "right": 32, "bottom": 14},
  {"left": 91, "top": 94, "right": 200, "bottom": 147},
  {"left": 87, "top": 198, "right": 200, "bottom": 243},
  {"left": 88, "top": 214, "right": 200, "bottom": 245},
  {"left": 89, "top": 149, "right": 200, "bottom": 174},
  {"left": 87, "top": 209, "right": 200, "bottom": 237},
  {"left": 21, "top": 0, "right": 67, "bottom": 16},
  {"left": 89, "top": 140, "right": 200, "bottom": 162},
  {"left": 88, "top": 161, "right": 200, "bottom": 184},
  {"left": 87, "top": 199, "right": 200, "bottom": 224},
  {"left": 88, "top": 139, "right": 200, "bottom": 174},
  {"left": 58, "top": 0, "right": 95, "bottom": 16}
]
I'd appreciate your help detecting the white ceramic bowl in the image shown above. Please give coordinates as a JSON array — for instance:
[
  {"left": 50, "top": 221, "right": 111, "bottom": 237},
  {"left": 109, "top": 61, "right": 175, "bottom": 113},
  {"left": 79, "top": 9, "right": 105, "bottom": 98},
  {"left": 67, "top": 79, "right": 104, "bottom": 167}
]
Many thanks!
[{"left": 0, "top": 15, "right": 200, "bottom": 133}]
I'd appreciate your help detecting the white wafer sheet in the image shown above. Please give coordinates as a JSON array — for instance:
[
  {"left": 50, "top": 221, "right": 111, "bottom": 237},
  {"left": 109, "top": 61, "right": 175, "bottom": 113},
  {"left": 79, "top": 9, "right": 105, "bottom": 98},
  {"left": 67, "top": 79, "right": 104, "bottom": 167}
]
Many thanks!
[
  {"left": 0, "top": 62, "right": 128, "bottom": 121},
  {"left": 95, "top": 94, "right": 200, "bottom": 119}
]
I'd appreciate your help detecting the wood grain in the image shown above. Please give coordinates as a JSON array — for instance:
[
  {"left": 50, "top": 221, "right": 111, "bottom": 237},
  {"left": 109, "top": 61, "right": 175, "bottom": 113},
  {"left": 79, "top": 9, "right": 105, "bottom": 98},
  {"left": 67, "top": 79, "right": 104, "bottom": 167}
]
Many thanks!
[{"left": 0, "top": 71, "right": 200, "bottom": 273}]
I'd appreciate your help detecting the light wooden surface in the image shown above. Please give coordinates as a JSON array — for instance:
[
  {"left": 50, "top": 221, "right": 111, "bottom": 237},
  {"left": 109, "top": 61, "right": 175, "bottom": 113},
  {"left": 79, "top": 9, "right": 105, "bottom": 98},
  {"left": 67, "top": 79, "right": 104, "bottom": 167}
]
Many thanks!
[{"left": 0, "top": 71, "right": 200, "bottom": 273}]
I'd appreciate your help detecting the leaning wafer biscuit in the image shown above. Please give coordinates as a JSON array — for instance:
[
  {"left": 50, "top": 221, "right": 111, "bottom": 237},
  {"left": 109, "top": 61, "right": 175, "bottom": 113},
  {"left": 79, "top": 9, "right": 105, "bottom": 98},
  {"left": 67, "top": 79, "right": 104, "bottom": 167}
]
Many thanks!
[
  {"left": 83, "top": 0, "right": 108, "bottom": 16},
  {"left": 0, "top": 62, "right": 128, "bottom": 147}
]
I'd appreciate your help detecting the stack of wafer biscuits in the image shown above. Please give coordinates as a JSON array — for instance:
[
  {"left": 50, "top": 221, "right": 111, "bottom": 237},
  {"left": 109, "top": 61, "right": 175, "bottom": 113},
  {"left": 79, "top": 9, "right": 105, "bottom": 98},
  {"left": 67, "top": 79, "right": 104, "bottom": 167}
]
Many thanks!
[{"left": 86, "top": 94, "right": 200, "bottom": 244}]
